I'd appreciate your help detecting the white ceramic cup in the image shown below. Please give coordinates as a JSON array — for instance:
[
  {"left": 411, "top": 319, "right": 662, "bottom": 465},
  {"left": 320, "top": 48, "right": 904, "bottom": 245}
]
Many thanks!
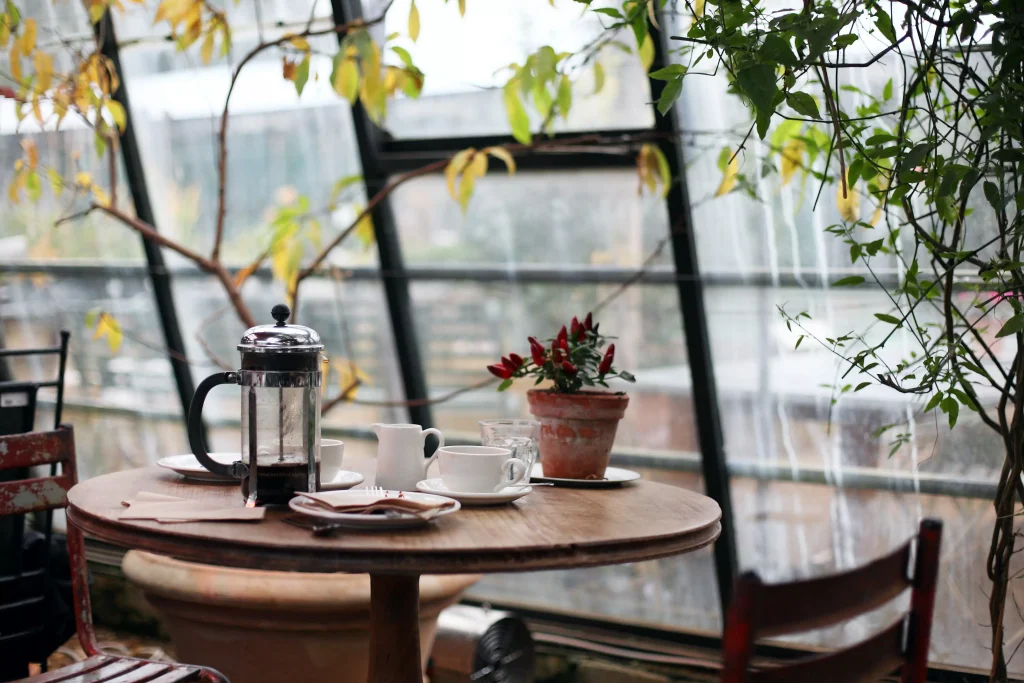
[
  {"left": 436, "top": 445, "right": 529, "bottom": 493},
  {"left": 321, "top": 439, "right": 345, "bottom": 476}
]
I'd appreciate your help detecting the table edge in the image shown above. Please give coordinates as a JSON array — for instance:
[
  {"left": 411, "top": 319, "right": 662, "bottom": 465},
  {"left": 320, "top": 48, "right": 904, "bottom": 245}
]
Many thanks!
[{"left": 67, "top": 504, "right": 722, "bottom": 575}]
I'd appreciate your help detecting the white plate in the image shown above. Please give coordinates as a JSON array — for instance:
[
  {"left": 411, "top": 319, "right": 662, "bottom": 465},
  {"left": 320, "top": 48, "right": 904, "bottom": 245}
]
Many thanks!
[
  {"left": 320, "top": 469, "right": 364, "bottom": 491},
  {"left": 287, "top": 489, "right": 460, "bottom": 530},
  {"left": 158, "top": 453, "right": 239, "bottom": 483},
  {"left": 415, "top": 478, "right": 532, "bottom": 506},
  {"left": 530, "top": 463, "right": 641, "bottom": 488}
]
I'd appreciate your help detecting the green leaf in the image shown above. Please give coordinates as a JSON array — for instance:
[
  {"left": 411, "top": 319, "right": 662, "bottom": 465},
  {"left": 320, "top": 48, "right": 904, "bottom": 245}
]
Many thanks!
[
  {"left": 391, "top": 46, "right": 414, "bottom": 67},
  {"left": 794, "top": 335, "right": 804, "bottom": 350},
  {"left": 593, "top": 61, "right": 605, "bottom": 94},
  {"left": 503, "top": 82, "right": 531, "bottom": 144},
  {"left": 592, "top": 7, "right": 622, "bottom": 18},
  {"left": 854, "top": 382, "right": 871, "bottom": 392},
  {"left": 873, "top": 7, "right": 897, "bottom": 43},
  {"left": 874, "top": 313, "right": 902, "bottom": 326},
  {"left": 294, "top": 55, "right": 310, "bottom": 96},
  {"left": 983, "top": 181, "right": 1001, "bottom": 210},
  {"left": 329, "top": 173, "right": 363, "bottom": 207},
  {"left": 497, "top": 379, "right": 513, "bottom": 392},
  {"left": 94, "top": 132, "right": 106, "bottom": 159},
  {"left": 617, "top": 371, "right": 636, "bottom": 382},
  {"left": 924, "top": 392, "right": 943, "bottom": 412},
  {"left": 84, "top": 307, "right": 100, "bottom": 329},
  {"left": 786, "top": 91, "right": 820, "bottom": 119},
  {"left": 736, "top": 64, "right": 778, "bottom": 139},
  {"left": 883, "top": 78, "right": 893, "bottom": 101},
  {"left": 995, "top": 314, "right": 1024, "bottom": 338},
  {"left": 949, "top": 388, "right": 978, "bottom": 411},
  {"left": 902, "top": 142, "right": 931, "bottom": 171},
  {"left": 25, "top": 170, "right": 41, "bottom": 201},
  {"left": 760, "top": 34, "right": 797, "bottom": 66},
  {"left": 847, "top": 157, "right": 863, "bottom": 189},
  {"left": 940, "top": 396, "right": 959, "bottom": 429},
  {"left": 649, "top": 64, "right": 687, "bottom": 80},
  {"left": 832, "top": 275, "right": 865, "bottom": 286},
  {"left": 657, "top": 79, "right": 682, "bottom": 116},
  {"left": 556, "top": 74, "right": 572, "bottom": 119}
]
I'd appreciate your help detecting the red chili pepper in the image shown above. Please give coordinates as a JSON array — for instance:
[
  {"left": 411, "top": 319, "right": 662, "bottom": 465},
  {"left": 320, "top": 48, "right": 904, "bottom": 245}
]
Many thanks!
[
  {"left": 599, "top": 344, "right": 615, "bottom": 374},
  {"left": 561, "top": 360, "right": 578, "bottom": 374},
  {"left": 487, "top": 363, "right": 513, "bottom": 380},
  {"left": 529, "top": 340, "right": 546, "bottom": 366},
  {"left": 552, "top": 346, "right": 564, "bottom": 364},
  {"left": 556, "top": 325, "right": 568, "bottom": 349},
  {"left": 509, "top": 353, "right": 524, "bottom": 368},
  {"left": 0, "top": 87, "right": 16, "bottom": 99},
  {"left": 584, "top": 312, "right": 593, "bottom": 330},
  {"left": 570, "top": 317, "right": 581, "bottom": 339},
  {"left": 501, "top": 356, "right": 519, "bottom": 372}
]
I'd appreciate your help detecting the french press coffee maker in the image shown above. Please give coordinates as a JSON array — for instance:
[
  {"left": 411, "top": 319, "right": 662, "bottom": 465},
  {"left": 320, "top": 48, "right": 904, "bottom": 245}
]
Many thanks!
[{"left": 188, "top": 304, "right": 323, "bottom": 506}]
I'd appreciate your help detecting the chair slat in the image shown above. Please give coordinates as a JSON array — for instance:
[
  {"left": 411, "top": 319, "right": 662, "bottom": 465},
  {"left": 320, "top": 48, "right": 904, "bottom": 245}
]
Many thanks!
[
  {"left": 0, "top": 429, "right": 74, "bottom": 470},
  {"left": 11, "top": 656, "right": 115, "bottom": 683},
  {"left": 0, "top": 568, "right": 46, "bottom": 603},
  {"left": 101, "top": 662, "right": 172, "bottom": 683},
  {"left": 755, "top": 542, "right": 911, "bottom": 636},
  {"left": 14, "top": 660, "right": 139, "bottom": 683},
  {"left": 145, "top": 670, "right": 203, "bottom": 683},
  {"left": 0, "top": 474, "right": 74, "bottom": 515},
  {"left": 751, "top": 619, "right": 905, "bottom": 683}
]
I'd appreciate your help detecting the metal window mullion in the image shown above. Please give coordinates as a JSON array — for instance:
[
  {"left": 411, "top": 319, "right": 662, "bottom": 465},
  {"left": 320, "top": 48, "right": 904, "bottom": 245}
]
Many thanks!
[
  {"left": 650, "top": 16, "right": 739, "bottom": 610},
  {"left": 328, "top": 0, "right": 432, "bottom": 428},
  {"left": 94, "top": 13, "right": 206, "bottom": 444}
]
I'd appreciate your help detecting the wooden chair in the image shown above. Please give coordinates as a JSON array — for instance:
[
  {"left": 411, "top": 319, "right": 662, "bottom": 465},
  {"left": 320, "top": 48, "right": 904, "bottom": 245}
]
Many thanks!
[
  {"left": 0, "top": 426, "right": 229, "bottom": 683},
  {"left": 721, "top": 518, "right": 942, "bottom": 683}
]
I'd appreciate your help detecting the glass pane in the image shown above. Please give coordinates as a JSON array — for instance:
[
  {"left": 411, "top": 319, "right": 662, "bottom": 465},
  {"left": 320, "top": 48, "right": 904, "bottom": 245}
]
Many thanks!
[
  {"left": 680, "top": 58, "right": 1012, "bottom": 674},
  {"left": 372, "top": 0, "right": 654, "bottom": 138},
  {"left": 412, "top": 281, "right": 693, "bottom": 452},
  {"left": 392, "top": 170, "right": 673, "bottom": 269}
]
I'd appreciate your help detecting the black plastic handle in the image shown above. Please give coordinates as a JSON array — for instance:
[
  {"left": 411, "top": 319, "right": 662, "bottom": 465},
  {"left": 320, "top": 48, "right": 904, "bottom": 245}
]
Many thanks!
[{"left": 188, "top": 371, "right": 245, "bottom": 479}]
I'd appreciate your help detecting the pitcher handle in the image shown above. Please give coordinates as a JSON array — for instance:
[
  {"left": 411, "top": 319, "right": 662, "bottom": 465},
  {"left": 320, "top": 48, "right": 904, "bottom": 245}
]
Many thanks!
[
  {"left": 421, "top": 427, "right": 445, "bottom": 473},
  {"left": 188, "top": 372, "right": 246, "bottom": 479}
]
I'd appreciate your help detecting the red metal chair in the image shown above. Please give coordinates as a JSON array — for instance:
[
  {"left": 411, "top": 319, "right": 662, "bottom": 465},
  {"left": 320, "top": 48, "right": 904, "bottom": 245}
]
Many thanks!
[
  {"left": 0, "top": 425, "right": 229, "bottom": 683},
  {"left": 721, "top": 518, "right": 942, "bottom": 683}
]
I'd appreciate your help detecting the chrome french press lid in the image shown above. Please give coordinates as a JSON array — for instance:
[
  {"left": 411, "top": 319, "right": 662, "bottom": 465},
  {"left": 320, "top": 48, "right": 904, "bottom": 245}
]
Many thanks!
[{"left": 238, "top": 304, "right": 323, "bottom": 354}]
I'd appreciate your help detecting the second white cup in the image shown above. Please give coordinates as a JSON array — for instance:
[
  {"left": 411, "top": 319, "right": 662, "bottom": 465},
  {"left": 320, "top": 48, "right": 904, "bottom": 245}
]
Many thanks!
[
  {"left": 321, "top": 439, "right": 345, "bottom": 476},
  {"left": 437, "top": 445, "right": 529, "bottom": 493}
]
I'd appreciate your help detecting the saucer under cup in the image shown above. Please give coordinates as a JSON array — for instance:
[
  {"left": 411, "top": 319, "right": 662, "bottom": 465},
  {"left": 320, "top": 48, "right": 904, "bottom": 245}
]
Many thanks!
[
  {"left": 437, "top": 445, "right": 529, "bottom": 493},
  {"left": 416, "top": 478, "right": 532, "bottom": 506}
]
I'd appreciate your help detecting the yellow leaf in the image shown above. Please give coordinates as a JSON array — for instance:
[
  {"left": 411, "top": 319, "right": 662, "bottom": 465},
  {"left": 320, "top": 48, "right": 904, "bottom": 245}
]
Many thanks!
[
  {"left": 75, "top": 171, "right": 93, "bottom": 188},
  {"left": 445, "top": 148, "right": 475, "bottom": 200},
  {"left": 336, "top": 360, "right": 370, "bottom": 399},
  {"left": 48, "top": 168, "right": 63, "bottom": 197},
  {"left": 332, "top": 57, "right": 359, "bottom": 103},
  {"left": 0, "top": 21, "right": 9, "bottom": 49},
  {"left": 458, "top": 0, "right": 466, "bottom": 16},
  {"left": 651, "top": 144, "right": 672, "bottom": 198},
  {"left": 408, "top": 0, "right": 420, "bottom": 42},
  {"left": 836, "top": 183, "right": 861, "bottom": 222},
  {"left": 715, "top": 153, "right": 739, "bottom": 197},
  {"left": 638, "top": 32, "right": 654, "bottom": 73},
  {"left": 780, "top": 138, "right": 804, "bottom": 186},
  {"left": 10, "top": 43, "right": 22, "bottom": 84},
  {"left": 869, "top": 204, "right": 883, "bottom": 227},
  {"left": 21, "top": 138, "right": 38, "bottom": 170},
  {"left": 271, "top": 236, "right": 302, "bottom": 289},
  {"left": 484, "top": 146, "right": 516, "bottom": 175},
  {"left": 200, "top": 30, "right": 214, "bottom": 64},
  {"left": 106, "top": 99, "right": 127, "bottom": 132},
  {"left": 354, "top": 209, "right": 375, "bottom": 249},
  {"left": 457, "top": 151, "right": 487, "bottom": 211},
  {"left": 33, "top": 50, "right": 53, "bottom": 91},
  {"left": 282, "top": 57, "right": 297, "bottom": 81},
  {"left": 8, "top": 168, "right": 24, "bottom": 204},
  {"left": 693, "top": 0, "right": 705, "bottom": 21},
  {"left": 593, "top": 61, "right": 605, "bottom": 94},
  {"left": 31, "top": 94, "right": 42, "bottom": 124},
  {"left": 20, "top": 18, "right": 36, "bottom": 55},
  {"left": 288, "top": 35, "right": 310, "bottom": 51},
  {"left": 233, "top": 258, "right": 261, "bottom": 288},
  {"left": 637, "top": 145, "right": 656, "bottom": 194},
  {"left": 94, "top": 313, "right": 123, "bottom": 353},
  {"left": 91, "top": 184, "right": 111, "bottom": 207}
]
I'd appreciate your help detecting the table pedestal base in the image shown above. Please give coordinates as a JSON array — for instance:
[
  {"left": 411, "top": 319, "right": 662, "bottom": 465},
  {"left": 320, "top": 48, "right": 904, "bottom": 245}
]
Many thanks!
[{"left": 368, "top": 574, "right": 422, "bottom": 683}]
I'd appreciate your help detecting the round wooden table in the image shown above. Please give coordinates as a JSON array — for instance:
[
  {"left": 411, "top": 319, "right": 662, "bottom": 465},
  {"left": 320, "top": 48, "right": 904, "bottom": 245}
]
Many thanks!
[{"left": 67, "top": 464, "right": 721, "bottom": 683}]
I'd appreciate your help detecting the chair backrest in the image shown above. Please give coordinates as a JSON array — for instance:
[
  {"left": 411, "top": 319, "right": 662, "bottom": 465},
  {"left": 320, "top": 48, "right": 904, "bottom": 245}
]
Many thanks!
[
  {"left": 0, "top": 426, "right": 77, "bottom": 517},
  {"left": 721, "top": 518, "right": 942, "bottom": 683}
]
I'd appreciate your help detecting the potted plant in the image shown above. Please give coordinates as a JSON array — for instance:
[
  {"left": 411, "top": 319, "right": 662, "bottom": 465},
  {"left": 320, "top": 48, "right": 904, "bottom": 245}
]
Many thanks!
[{"left": 487, "top": 313, "right": 635, "bottom": 479}]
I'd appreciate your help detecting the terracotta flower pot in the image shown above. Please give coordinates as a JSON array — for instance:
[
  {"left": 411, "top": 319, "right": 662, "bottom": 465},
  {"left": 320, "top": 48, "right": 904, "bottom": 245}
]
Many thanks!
[
  {"left": 122, "top": 551, "right": 478, "bottom": 683},
  {"left": 527, "top": 389, "right": 629, "bottom": 479}
]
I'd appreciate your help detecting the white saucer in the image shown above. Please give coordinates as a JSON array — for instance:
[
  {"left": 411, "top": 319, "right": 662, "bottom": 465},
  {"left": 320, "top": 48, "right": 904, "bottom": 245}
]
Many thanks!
[
  {"left": 415, "top": 478, "right": 532, "bottom": 506},
  {"left": 530, "top": 463, "right": 641, "bottom": 488},
  {"left": 320, "top": 469, "right": 364, "bottom": 491},
  {"left": 157, "top": 453, "right": 239, "bottom": 483},
  {"left": 287, "top": 489, "right": 460, "bottom": 530}
]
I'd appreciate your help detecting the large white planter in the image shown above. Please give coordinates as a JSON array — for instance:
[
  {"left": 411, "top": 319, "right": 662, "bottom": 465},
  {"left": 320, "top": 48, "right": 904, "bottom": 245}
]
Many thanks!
[{"left": 122, "top": 551, "right": 479, "bottom": 683}]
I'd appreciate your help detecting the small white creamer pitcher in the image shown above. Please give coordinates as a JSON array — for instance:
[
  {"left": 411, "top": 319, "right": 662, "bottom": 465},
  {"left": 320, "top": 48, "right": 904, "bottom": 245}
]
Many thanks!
[{"left": 371, "top": 423, "right": 445, "bottom": 491}]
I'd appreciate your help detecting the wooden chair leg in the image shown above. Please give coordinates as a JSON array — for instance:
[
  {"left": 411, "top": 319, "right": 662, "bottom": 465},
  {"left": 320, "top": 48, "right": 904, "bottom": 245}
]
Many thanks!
[{"left": 66, "top": 522, "right": 100, "bottom": 657}]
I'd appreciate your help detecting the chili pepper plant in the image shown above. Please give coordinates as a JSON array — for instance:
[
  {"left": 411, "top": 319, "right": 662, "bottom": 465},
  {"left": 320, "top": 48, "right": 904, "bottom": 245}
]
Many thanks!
[{"left": 487, "top": 313, "right": 636, "bottom": 393}]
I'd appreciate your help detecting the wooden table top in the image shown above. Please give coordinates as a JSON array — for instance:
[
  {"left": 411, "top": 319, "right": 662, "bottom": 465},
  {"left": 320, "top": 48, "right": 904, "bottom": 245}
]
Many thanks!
[{"left": 66, "top": 459, "right": 721, "bottom": 575}]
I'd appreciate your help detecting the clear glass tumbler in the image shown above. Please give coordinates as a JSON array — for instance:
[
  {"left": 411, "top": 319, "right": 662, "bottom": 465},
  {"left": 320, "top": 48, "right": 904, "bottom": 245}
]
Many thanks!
[{"left": 479, "top": 419, "right": 541, "bottom": 485}]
